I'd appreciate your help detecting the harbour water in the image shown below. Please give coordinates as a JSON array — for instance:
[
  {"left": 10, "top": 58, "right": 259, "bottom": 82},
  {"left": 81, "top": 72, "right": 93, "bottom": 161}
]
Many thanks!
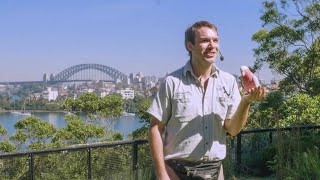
[{"left": 0, "top": 112, "right": 145, "bottom": 139}]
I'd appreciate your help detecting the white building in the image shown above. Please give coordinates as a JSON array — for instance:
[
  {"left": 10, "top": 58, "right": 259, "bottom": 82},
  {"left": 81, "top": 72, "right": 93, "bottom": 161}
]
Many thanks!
[
  {"left": 42, "top": 87, "right": 59, "bottom": 101},
  {"left": 118, "top": 88, "right": 134, "bottom": 99},
  {"left": 0, "top": 85, "right": 6, "bottom": 92}
]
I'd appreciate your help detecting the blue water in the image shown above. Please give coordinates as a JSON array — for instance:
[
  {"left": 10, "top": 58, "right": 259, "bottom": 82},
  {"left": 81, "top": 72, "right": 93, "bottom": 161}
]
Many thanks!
[{"left": 0, "top": 112, "right": 145, "bottom": 139}]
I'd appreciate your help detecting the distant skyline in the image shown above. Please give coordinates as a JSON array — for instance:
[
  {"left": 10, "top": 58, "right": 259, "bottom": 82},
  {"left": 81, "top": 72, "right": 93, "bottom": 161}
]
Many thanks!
[{"left": 0, "top": 0, "right": 279, "bottom": 83}]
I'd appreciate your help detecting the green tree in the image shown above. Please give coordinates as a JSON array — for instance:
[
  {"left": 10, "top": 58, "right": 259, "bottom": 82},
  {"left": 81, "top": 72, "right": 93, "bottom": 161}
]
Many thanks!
[
  {"left": 61, "top": 93, "right": 124, "bottom": 120},
  {"left": 52, "top": 114, "right": 106, "bottom": 145},
  {"left": 130, "top": 97, "right": 152, "bottom": 139},
  {"left": 252, "top": 0, "right": 320, "bottom": 95},
  {"left": 60, "top": 93, "right": 125, "bottom": 144},
  {"left": 10, "top": 116, "right": 56, "bottom": 150},
  {"left": 0, "top": 94, "right": 11, "bottom": 110},
  {"left": 98, "top": 94, "right": 124, "bottom": 118},
  {"left": 276, "top": 93, "right": 320, "bottom": 127},
  {"left": 0, "top": 124, "right": 14, "bottom": 152},
  {"left": 247, "top": 90, "right": 286, "bottom": 129},
  {"left": 15, "top": 84, "right": 46, "bottom": 98}
]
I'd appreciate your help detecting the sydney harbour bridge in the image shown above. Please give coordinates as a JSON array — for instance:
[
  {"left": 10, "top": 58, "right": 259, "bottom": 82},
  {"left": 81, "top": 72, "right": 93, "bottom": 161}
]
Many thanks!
[{"left": 1, "top": 64, "right": 128, "bottom": 85}]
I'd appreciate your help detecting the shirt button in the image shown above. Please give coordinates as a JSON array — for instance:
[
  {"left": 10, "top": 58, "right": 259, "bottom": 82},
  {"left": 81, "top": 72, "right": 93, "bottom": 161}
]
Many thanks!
[
  {"left": 205, "top": 126, "right": 208, "bottom": 129},
  {"left": 206, "top": 142, "right": 208, "bottom": 145}
]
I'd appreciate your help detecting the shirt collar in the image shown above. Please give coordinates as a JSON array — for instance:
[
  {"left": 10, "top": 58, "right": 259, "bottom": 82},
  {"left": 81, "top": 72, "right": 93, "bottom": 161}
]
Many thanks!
[{"left": 183, "top": 60, "right": 220, "bottom": 77}]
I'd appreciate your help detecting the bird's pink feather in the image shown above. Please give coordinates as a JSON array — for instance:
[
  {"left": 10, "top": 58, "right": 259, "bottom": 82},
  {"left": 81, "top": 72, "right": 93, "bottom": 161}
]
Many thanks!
[{"left": 241, "top": 69, "right": 256, "bottom": 93}]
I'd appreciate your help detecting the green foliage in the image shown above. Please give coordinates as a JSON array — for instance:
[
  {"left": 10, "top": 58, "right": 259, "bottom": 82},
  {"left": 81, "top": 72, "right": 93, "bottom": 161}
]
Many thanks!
[
  {"left": 0, "top": 95, "right": 12, "bottom": 110},
  {"left": 31, "top": 152, "right": 88, "bottom": 179},
  {"left": 61, "top": 93, "right": 124, "bottom": 120},
  {"left": 249, "top": 92, "right": 320, "bottom": 129},
  {"left": 123, "top": 95, "right": 150, "bottom": 113},
  {"left": 53, "top": 114, "right": 106, "bottom": 145},
  {"left": 90, "top": 145, "right": 133, "bottom": 178},
  {"left": 106, "top": 132, "right": 124, "bottom": 141},
  {"left": 0, "top": 124, "right": 7, "bottom": 136},
  {"left": 262, "top": 131, "right": 320, "bottom": 179},
  {"left": 0, "top": 157, "right": 30, "bottom": 179},
  {"left": 136, "top": 97, "right": 152, "bottom": 125},
  {"left": 287, "top": 147, "right": 320, "bottom": 179},
  {"left": 276, "top": 94, "right": 320, "bottom": 127},
  {"left": 2, "top": 96, "right": 61, "bottom": 111},
  {"left": 98, "top": 94, "right": 124, "bottom": 118},
  {"left": 247, "top": 90, "right": 286, "bottom": 129},
  {"left": 11, "top": 116, "right": 56, "bottom": 150},
  {"left": 130, "top": 97, "right": 152, "bottom": 139},
  {"left": 252, "top": 0, "right": 320, "bottom": 95},
  {"left": 286, "top": 147, "right": 320, "bottom": 179},
  {"left": 0, "top": 92, "right": 154, "bottom": 179},
  {"left": 129, "top": 126, "right": 149, "bottom": 140},
  {"left": 58, "top": 92, "right": 125, "bottom": 144},
  {"left": 0, "top": 140, "right": 15, "bottom": 152}
]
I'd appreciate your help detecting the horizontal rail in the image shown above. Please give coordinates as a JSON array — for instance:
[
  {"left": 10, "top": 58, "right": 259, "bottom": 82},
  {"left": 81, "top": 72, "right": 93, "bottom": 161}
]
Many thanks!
[
  {"left": 0, "top": 139, "right": 148, "bottom": 159},
  {"left": 239, "top": 125, "right": 320, "bottom": 134}
]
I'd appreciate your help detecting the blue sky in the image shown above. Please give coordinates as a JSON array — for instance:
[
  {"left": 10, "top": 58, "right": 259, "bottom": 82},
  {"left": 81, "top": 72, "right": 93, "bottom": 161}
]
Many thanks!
[{"left": 0, "top": 0, "right": 277, "bottom": 82}]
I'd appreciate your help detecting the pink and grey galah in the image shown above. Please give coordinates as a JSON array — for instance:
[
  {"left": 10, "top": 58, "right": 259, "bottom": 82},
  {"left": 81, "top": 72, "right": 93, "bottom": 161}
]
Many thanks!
[{"left": 240, "top": 66, "right": 260, "bottom": 94}]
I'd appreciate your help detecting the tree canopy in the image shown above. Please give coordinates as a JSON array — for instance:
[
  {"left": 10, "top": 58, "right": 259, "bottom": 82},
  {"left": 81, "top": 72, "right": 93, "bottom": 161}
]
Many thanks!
[{"left": 252, "top": 0, "right": 320, "bottom": 95}]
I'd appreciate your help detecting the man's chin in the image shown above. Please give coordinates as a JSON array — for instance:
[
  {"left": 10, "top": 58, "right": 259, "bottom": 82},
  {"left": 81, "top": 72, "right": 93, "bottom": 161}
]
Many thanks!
[{"left": 205, "top": 58, "right": 216, "bottom": 64}]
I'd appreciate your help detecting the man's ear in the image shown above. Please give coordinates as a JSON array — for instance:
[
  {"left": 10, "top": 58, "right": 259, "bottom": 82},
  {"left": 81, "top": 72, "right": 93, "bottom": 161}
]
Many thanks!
[{"left": 186, "top": 41, "right": 194, "bottom": 52}]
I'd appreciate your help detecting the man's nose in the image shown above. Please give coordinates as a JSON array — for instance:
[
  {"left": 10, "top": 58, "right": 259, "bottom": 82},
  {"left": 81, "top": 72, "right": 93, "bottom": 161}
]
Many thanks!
[{"left": 208, "top": 40, "right": 218, "bottom": 48}]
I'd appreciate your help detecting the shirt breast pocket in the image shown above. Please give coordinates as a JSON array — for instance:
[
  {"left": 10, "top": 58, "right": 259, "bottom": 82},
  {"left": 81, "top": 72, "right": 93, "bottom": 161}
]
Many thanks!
[
  {"left": 173, "top": 101, "right": 194, "bottom": 122},
  {"left": 215, "top": 96, "right": 228, "bottom": 121}
]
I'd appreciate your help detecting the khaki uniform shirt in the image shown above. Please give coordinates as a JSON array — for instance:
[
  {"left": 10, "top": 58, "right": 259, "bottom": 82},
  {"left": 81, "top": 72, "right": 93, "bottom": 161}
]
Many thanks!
[{"left": 148, "top": 60, "right": 241, "bottom": 161}]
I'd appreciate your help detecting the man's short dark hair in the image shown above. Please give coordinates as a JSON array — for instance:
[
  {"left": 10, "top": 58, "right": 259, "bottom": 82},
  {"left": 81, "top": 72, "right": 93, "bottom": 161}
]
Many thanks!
[{"left": 185, "top": 21, "right": 218, "bottom": 56}]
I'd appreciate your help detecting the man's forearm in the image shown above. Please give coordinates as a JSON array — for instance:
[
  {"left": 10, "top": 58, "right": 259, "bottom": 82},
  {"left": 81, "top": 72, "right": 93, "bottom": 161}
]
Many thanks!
[
  {"left": 148, "top": 121, "right": 167, "bottom": 178},
  {"left": 225, "top": 98, "right": 251, "bottom": 136}
]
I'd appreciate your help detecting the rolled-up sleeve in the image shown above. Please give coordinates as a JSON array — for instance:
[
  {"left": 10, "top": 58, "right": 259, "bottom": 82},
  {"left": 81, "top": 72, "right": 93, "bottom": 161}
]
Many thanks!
[{"left": 147, "top": 77, "right": 172, "bottom": 125}]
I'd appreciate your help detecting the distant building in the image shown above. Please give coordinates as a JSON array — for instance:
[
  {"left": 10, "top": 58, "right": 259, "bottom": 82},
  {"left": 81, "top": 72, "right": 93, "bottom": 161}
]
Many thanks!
[
  {"left": 43, "top": 73, "right": 47, "bottom": 83},
  {"left": 0, "top": 85, "right": 6, "bottom": 92},
  {"left": 144, "top": 75, "right": 157, "bottom": 84},
  {"left": 50, "top": 74, "right": 54, "bottom": 81},
  {"left": 118, "top": 88, "right": 134, "bottom": 99},
  {"left": 146, "top": 82, "right": 156, "bottom": 90},
  {"left": 123, "top": 76, "right": 131, "bottom": 85},
  {"left": 100, "top": 92, "right": 108, "bottom": 97},
  {"left": 42, "top": 87, "right": 58, "bottom": 101},
  {"left": 129, "top": 73, "right": 135, "bottom": 84}
]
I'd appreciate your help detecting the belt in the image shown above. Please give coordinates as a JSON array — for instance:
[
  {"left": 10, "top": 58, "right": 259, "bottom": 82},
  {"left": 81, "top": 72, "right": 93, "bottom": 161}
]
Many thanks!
[
  {"left": 166, "top": 159, "right": 222, "bottom": 178},
  {"left": 167, "top": 159, "right": 221, "bottom": 167}
]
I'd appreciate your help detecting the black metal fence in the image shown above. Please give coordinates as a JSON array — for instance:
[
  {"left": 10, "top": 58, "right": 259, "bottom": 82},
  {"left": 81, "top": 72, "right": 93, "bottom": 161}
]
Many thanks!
[
  {"left": 1, "top": 125, "right": 320, "bottom": 179},
  {"left": 0, "top": 139, "right": 151, "bottom": 180},
  {"left": 232, "top": 125, "right": 320, "bottom": 175}
]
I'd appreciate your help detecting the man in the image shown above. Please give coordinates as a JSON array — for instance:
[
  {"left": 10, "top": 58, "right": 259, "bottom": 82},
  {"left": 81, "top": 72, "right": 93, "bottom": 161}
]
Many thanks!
[{"left": 148, "top": 20, "right": 266, "bottom": 180}]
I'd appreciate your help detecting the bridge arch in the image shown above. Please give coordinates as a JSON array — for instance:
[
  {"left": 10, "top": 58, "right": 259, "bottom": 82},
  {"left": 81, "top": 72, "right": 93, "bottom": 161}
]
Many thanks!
[{"left": 52, "top": 64, "right": 127, "bottom": 82}]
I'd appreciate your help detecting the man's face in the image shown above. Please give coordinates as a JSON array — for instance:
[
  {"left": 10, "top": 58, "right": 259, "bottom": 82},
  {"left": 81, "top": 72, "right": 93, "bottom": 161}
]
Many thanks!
[{"left": 188, "top": 27, "right": 219, "bottom": 65}]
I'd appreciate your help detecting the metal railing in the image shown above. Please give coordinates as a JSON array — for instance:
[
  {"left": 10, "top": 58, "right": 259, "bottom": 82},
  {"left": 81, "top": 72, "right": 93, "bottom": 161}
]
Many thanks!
[
  {"left": 233, "top": 125, "right": 320, "bottom": 175},
  {"left": 1, "top": 125, "right": 320, "bottom": 179},
  {"left": 0, "top": 139, "right": 150, "bottom": 180}
]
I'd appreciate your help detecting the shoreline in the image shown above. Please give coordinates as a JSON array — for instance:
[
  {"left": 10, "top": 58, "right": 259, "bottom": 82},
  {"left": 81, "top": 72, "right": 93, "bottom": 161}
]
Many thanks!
[{"left": 0, "top": 110, "right": 67, "bottom": 113}]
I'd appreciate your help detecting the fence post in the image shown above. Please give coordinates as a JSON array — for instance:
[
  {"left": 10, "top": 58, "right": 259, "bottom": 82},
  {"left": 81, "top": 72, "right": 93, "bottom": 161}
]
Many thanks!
[
  {"left": 236, "top": 133, "right": 242, "bottom": 175},
  {"left": 132, "top": 141, "right": 138, "bottom": 180},
  {"left": 29, "top": 153, "right": 35, "bottom": 180},
  {"left": 230, "top": 138, "right": 235, "bottom": 173},
  {"left": 87, "top": 148, "right": 92, "bottom": 180},
  {"left": 269, "top": 132, "right": 273, "bottom": 143}
]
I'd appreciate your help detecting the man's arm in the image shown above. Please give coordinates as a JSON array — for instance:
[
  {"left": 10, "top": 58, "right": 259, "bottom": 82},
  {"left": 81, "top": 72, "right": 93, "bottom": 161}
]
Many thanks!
[
  {"left": 149, "top": 116, "right": 170, "bottom": 179},
  {"left": 224, "top": 86, "right": 265, "bottom": 136}
]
